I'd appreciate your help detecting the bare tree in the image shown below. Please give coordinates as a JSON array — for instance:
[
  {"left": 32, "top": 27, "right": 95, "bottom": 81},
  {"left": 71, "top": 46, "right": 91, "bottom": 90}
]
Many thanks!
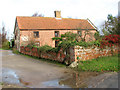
[
  {"left": 32, "top": 12, "right": 44, "bottom": 17},
  {"left": 1, "top": 26, "right": 7, "bottom": 43},
  {"left": 0, "top": 24, "right": 9, "bottom": 49},
  {"left": 28, "top": 34, "right": 35, "bottom": 47},
  {"left": 77, "top": 27, "right": 94, "bottom": 42}
]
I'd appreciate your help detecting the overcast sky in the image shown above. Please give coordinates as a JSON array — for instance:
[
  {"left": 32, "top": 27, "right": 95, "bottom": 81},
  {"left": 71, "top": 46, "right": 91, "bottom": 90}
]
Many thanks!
[{"left": 0, "top": 0, "right": 119, "bottom": 39}]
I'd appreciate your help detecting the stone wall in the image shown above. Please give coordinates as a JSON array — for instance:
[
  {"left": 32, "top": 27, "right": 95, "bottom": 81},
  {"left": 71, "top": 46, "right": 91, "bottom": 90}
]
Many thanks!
[{"left": 74, "top": 45, "right": 119, "bottom": 61}]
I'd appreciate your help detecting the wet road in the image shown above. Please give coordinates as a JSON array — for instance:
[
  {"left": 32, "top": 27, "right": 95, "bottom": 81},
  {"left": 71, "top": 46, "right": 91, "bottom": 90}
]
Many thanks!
[
  {"left": 1, "top": 50, "right": 119, "bottom": 88},
  {"left": 2, "top": 50, "right": 74, "bottom": 88}
]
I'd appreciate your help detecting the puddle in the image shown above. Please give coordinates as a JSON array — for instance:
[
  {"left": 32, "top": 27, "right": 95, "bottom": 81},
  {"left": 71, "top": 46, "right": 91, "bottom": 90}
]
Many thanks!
[
  {"left": 42, "top": 72, "right": 102, "bottom": 88},
  {"left": 61, "top": 72, "right": 102, "bottom": 88},
  {"left": 2, "top": 68, "right": 34, "bottom": 88},
  {"left": 42, "top": 79, "right": 70, "bottom": 88},
  {"left": 2, "top": 68, "right": 20, "bottom": 84},
  {"left": 2, "top": 68, "right": 30, "bottom": 88},
  {"left": 2, "top": 68, "right": 102, "bottom": 88}
]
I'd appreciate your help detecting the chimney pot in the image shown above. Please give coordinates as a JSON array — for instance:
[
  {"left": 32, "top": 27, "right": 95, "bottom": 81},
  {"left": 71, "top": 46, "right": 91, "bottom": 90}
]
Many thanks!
[{"left": 54, "top": 11, "right": 61, "bottom": 18}]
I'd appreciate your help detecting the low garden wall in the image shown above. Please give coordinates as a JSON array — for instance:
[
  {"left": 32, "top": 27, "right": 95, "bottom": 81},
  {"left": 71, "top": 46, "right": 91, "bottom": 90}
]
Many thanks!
[
  {"left": 74, "top": 45, "right": 119, "bottom": 61},
  {"left": 20, "top": 45, "right": 119, "bottom": 64},
  {"left": 20, "top": 46, "right": 75, "bottom": 64}
]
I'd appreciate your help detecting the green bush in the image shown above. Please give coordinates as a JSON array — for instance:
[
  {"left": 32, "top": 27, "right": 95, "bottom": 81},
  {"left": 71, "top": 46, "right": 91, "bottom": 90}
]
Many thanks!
[
  {"left": 25, "top": 44, "right": 60, "bottom": 53},
  {"left": 38, "top": 45, "right": 61, "bottom": 53},
  {"left": 2, "top": 41, "right": 10, "bottom": 49},
  {"left": 48, "top": 47, "right": 60, "bottom": 53},
  {"left": 12, "top": 48, "right": 19, "bottom": 54},
  {"left": 76, "top": 40, "right": 100, "bottom": 47},
  {"left": 39, "top": 45, "right": 53, "bottom": 53}
]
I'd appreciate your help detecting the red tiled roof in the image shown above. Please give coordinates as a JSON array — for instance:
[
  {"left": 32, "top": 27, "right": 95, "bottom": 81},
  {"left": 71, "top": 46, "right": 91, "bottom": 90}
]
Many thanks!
[{"left": 16, "top": 16, "right": 96, "bottom": 30}]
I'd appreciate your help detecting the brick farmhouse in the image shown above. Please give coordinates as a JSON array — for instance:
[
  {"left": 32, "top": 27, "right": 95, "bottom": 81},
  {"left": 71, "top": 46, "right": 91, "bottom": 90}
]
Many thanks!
[{"left": 14, "top": 11, "right": 97, "bottom": 51}]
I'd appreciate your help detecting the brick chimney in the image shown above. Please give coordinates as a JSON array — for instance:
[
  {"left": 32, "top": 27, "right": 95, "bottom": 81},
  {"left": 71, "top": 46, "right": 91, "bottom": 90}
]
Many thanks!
[{"left": 54, "top": 11, "right": 61, "bottom": 18}]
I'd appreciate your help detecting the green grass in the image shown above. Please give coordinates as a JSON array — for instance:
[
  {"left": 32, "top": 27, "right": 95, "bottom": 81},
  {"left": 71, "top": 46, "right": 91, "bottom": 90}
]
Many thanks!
[
  {"left": 78, "top": 54, "right": 119, "bottom": 72},
  {"left": 0, "top": 82, "right": 4, "bottom": 85},
  {"left": 0, "top": 48, "right": 12, "bottom": 50}
]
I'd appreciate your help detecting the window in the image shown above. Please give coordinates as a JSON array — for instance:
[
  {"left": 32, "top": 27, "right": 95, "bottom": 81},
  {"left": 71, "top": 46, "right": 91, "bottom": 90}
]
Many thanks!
[
  {"left": 55, "top": 31, "right": 59, "bottom": 37},
  {"left": 34, "top": 31, "right": 39, "bottom": 38},
  {"left": 78, "top": 31, "right": 82, "bottom": 36}
]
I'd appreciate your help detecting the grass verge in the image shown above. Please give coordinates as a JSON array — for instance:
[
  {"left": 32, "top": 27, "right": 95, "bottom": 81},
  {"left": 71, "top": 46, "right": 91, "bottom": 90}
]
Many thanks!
[
  {"left": 0, "top": 48, "right": 12, "bottom": 50},
  {"left": 78, "top": 54, "right": 119, "bottom": 72}
]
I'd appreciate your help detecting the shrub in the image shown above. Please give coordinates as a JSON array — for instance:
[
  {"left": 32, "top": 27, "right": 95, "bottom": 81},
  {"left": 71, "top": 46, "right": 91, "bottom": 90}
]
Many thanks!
[
  {"left": 38, "top": 45, "right": 53, "bottom": 53},
  {"left": 2, "top": 41, "right": 10, "bottom": 49},
  {"left": 52, "top": 32, "right": 101, "bottom": 49},
  {"left": 77, "top": 40, "right": 100, "bottom": 47},
  {"left": 94, "top": 31, "right": 101, "bottom": 40},
  {"left": 12, "top": 48, "right": 19, "bottom": 54},
  {"left": 100, "top": 34, "right": 120, "bottom": 48},
  {"left": 24, "top": 44, "right": 60, "bottom": 53},
  {"left": 48, "top": 47, "right": 60, "bottom": 53}
]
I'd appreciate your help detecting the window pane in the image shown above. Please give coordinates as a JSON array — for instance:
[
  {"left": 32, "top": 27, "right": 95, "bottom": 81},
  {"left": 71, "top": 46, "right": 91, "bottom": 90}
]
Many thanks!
[
  {"left": 55, "top": 31, "right": 59, "bottom": 37},
  {"left": 34, "top": 31, "right": 39, "bottom": 38}
]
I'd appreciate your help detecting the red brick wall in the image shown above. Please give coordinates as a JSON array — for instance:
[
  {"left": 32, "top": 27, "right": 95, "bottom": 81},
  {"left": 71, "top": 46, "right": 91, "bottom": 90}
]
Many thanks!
[
  {"left": 20, "top": 45, "right": 119, "bottom": 65},
  {"left": 20, "top": 30, "right": 96, "bottom": 48},
  {"left": 74, "top": 45, "right": 119, "bottom": 61},
  {"left": 20, "top": 46, "right": 67, "bottom": 63}
]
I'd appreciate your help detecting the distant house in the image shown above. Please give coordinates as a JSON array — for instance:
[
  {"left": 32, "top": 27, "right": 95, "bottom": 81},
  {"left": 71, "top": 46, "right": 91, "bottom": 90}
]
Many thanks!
[{"left": 14, "top": 11, "right": 97, "bottom": 51}]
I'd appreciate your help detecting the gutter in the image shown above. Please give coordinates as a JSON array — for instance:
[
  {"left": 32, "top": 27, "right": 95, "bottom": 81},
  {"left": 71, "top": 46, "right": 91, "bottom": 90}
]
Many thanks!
[{"left": 20, "top": 29, "right": 97, "bottom": 31}]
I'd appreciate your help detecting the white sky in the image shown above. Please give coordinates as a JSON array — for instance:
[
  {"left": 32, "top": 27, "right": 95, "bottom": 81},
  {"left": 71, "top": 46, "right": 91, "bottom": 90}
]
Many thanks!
[{"left": 0, "top": 0, "right": 119, "bottom": 39}]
